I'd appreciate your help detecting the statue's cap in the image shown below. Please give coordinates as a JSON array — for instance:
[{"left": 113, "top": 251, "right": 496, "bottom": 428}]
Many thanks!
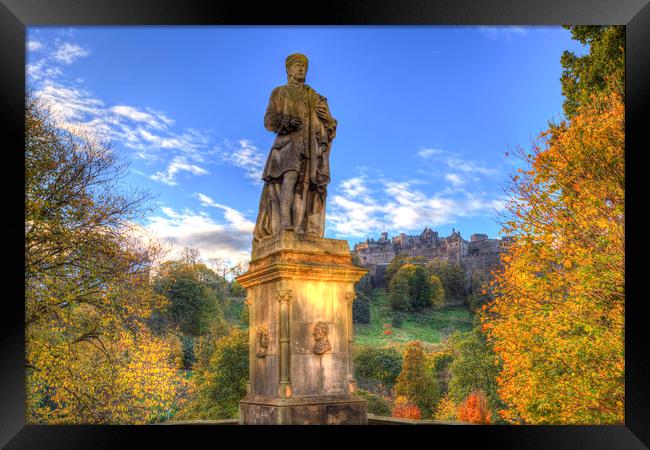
[{"left": 285, "top": 53, "right": 308, "bottom": 71}]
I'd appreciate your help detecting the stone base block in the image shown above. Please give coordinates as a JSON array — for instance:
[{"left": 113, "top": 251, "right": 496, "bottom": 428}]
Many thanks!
[{"left": 239, "top": 396, "right": 367, "bottom": 425}]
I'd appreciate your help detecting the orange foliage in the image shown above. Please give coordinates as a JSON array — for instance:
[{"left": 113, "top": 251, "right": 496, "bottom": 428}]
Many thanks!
[
  {"left": 482, "top": 91, "right": 624, "bottom": 424},
  {"left": 458, "top": 390, "right": 492, "bottom": 424},
  {"left": 392, "top": 396, "right": 422, "bottom": 420}
]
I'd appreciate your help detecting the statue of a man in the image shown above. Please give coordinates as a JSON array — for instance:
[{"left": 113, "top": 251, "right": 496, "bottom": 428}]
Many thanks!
[{"left": 253, "top": 53, "right": 337, "bottom": 246}]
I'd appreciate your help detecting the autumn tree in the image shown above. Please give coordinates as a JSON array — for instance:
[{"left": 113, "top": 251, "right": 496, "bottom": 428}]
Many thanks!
[
  {"left": 25, "top": 92, "right": 185, "bottom": 423},
  {"left": 394, "top": 341, "right": 440, "bottom": 417},
  {"left": 176, "top": 326, "right": 249, "bottom": 420},
  {"left": 458, "top": 390, "right": 492, "bottom": 424},
  {"left": 482, "top": 26, "right": 624, "bottom": 424},
  {"left": 447, "top": 327, "right": 504, "bottom": 422}
]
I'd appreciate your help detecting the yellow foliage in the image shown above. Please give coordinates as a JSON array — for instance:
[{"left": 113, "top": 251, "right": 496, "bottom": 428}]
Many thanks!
[{"left": 483, "top": 91, "right": 624, "bottom": 424}]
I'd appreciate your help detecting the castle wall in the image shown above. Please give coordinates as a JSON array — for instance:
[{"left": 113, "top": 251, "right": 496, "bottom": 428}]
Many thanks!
[{"left": 353, "top": 228, "right": 508, "bottom": 290}]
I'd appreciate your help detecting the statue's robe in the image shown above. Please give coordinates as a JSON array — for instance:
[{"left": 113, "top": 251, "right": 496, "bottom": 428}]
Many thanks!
[{"left": 253, "top": 83, "right": 336, "bottom": 245}]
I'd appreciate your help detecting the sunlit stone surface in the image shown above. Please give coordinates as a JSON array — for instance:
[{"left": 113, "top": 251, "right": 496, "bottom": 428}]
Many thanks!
[{"left": 236, "top": 231, "right": 368, "bottom": 424}]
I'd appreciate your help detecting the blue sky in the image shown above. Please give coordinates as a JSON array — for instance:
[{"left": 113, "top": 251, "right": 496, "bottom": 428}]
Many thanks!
[{"left": 26, "top": 26, "right": 585, "bottom": 268}]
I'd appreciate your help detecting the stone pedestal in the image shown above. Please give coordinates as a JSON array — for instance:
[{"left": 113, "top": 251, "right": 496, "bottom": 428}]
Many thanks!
[{"left": 236, "top": 231, "right": 368, "bottom": 424}]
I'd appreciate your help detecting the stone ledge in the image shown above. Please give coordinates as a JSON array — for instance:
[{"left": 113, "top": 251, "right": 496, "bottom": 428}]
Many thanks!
[{"left": 252, "top": 230, "right": 351, "bottom": 261}]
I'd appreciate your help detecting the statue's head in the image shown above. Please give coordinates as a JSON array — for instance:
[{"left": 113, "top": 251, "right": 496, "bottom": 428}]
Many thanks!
[
  {"left": 313, "top": 321, "right": 328, "bottom": 342},
  {"left": 285, "top": 53, "right": 308, "bottom": 82}
]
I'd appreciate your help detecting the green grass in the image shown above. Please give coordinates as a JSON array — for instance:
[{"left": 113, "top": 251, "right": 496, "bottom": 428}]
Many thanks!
[{"left": 354, "top": 288, "right": 474, "bottom": 351}]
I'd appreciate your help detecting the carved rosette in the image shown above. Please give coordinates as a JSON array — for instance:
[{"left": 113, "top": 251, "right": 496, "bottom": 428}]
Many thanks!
[{"left": 275, "top": 289, "right": 292, "bottom": 304}]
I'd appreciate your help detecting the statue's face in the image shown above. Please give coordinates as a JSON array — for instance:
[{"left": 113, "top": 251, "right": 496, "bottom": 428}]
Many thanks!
[
  {"left": 313, "top": 322, "right": 327, "bottom": 341},
  {"left": 288, "top": 61, "right": 307, "bottom": 82}
]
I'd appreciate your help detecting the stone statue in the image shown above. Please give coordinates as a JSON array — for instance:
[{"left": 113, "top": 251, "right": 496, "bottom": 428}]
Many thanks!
[
  {"left": 253, "top": 53, "right": 337, "bottom": 246},
  {"left": 312, "top": 321, "right": 332, "bottom": 354}
]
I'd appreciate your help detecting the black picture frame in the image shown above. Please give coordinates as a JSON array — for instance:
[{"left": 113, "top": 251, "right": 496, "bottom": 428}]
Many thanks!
[{"left": 2, "top": 0, "right": 648, "bottom": 448}]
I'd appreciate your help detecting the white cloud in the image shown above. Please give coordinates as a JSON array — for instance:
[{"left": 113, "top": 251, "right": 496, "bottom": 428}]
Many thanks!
[
  {"left": 444, "top": 156, "right": 500, "bottom": 176},
  {"left": 416, "top": 148, "right": 444, "bottom": 159},
  {"left": 193, "top": 192, "right": 255, "bottom": 234},
  {"left": 53, "top": 42, "right": 90, "bottom": 64},
  {"left": 479, "top": 26, "right": 528, "bottom": 42},
  {"left": 218, "top": 139, "right": 265, "bottom": 185},
  {"left": 339, "top": 176, "right": 369, "bottom": 197},
  {"left": 27, "top": 40, "right": 43, "bottom": 52},
  {"left": 146, "top": 206, "right": 252, "bottom": 267},
  {"left": 111, "top": 105, "right": 174, "bottom": 130},
  {"left": 30, "top": 50, "right": 214, "bottom": 179},
  {"left": 150, "top": 156, "right": 209, "bottom": 186},
  {"left": 327, "top": 175, "right": 506, "bottom": 238},
  {"left": 445, "top": 173, "right": 465, "bottom": 186},
  {"left": 35, "top": 81, "right": 104, "bottom": 125}
]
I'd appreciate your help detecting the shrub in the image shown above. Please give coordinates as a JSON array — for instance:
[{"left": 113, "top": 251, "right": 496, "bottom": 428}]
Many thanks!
[
  {"left": 357, "top": 389, "right": 392, "bottom": 416},
  {"left": 429, "top": 349, "right": 454, "bottom": 396},
  {"left": 354, "top": 346, "right": 402, "bottom": 397},
  {"left": 178, "top": 326, "right": 249, "bottom": 420},
  {"left": 392, "top": 396, "right": 422, "bottom": 420},
  {"left": 352, "top": 292, "right": 371, "bottom": 324},
  {"left": 458, "top": 390, "right": 492, "bottom": 424},
  {"left": 391, "top": 313, "right": 403, "bottom": 328},
  {"left": 434, "top": 395, "right": 459, "bottom": 422},
  {"left": 394, "top": 341, "right": 440, "bottom": 417}
]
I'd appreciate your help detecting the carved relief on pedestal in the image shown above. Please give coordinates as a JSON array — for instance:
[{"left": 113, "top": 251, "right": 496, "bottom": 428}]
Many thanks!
[
  {"left": 275, "top": 289, "right": 292, "bottom": 304},
  {"left": 255, "top": 325, "right": 270, "bottom": 358},
  {"left": 313, "top": 321, "right": 332, "bottom": 355}
]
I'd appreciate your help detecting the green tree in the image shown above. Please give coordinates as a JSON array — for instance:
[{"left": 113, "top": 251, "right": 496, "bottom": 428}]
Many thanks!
[
  {"left": 560, "top": 25, "right": 624, "bottom": 118},
  {"left": 466, "top": 271, "right": 491, "bottom": 312},
  {"left": 394, "top": 341, "right": 440, "bottom": 417},
  {"left": 410, "top": 265, "right": 432, "bottom": 310},
  {"left": 388, "top": 265, "right": 414, "bottom": 312},
  {"left": 357, "top": 389, "right": 392, "bottom": 416},
  {"left": 389, "top": 264, "right": 435, "bottom": 312},
  {"left": 354, "top": 346, "right": 403, "bottom": 397},
  {"left": 352, "top": 253, "right": 372, "bottom": 323},
  {"left": 178, "top": 326, "right": 249, "bottom": 420},
  {"left": 427, "top": 260, "right": 466, "bottom": 304},
  {"left": 384, "top": 253, "right": 427, "bottom": 287},
  {"left": 428, "top": 275, "right": 445, "bottom": 309},
  {"left": 448, "top": 327, "right": 505, "bottom": 423},
  {"left": 153, "top": 258, "right": 225, "bottom": 336}
]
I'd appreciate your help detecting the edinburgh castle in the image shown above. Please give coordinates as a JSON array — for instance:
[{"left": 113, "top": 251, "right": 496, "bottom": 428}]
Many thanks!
[{"left": 353, "top": 227, "right": 512, "bottom": 287}]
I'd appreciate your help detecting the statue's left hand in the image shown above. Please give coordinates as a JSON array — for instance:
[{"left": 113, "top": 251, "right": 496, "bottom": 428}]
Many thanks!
[{"left": 316, "top": 104, "right": 329, "bottom": 120}]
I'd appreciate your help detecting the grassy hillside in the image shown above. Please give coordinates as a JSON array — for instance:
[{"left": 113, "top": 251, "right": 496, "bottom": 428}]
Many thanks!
[{"left": 354, "top": 288, "right": 473, "bottom": 351}]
